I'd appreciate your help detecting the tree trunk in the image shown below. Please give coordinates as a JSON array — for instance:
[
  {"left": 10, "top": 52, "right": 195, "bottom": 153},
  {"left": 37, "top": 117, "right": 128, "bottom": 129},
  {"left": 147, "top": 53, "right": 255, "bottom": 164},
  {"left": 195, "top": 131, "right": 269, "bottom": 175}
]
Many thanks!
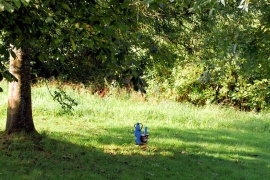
[{"left": 6, "top": 47, "right": 36, "bottom": 134}]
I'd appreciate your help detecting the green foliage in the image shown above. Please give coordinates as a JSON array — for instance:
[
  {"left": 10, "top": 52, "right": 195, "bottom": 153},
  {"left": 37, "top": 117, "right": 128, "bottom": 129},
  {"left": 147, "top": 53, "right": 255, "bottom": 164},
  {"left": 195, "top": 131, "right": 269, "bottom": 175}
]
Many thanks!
[
  {"left": 228, "top": 79, "right": 270, "bottom": 111},
  {"left": 52, "top": 87, "right": 78, "bottom": 114},
  {"left": 0, "top": 0, "right": 29, "bottom": 13},
  {"left": 143, "top": 0, "right": 270, "bottom": 111},
  {"left": 0, "top": 0, "right": 270, "bottom": 111}
]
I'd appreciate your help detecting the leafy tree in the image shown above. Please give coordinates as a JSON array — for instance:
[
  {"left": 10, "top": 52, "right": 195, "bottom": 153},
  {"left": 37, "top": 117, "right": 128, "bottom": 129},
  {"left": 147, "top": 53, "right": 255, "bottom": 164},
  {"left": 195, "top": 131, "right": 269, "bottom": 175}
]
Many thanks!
[{"left": 0, "top": 0, "right": 140, "bottom": 133}]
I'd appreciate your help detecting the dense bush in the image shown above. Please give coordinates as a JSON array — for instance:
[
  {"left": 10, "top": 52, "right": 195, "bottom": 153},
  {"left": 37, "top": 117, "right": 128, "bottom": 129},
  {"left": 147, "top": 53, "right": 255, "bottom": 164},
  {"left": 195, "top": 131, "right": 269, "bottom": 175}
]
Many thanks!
[{"left": 145, "top": 57, "right": 270, "bottom": 111}]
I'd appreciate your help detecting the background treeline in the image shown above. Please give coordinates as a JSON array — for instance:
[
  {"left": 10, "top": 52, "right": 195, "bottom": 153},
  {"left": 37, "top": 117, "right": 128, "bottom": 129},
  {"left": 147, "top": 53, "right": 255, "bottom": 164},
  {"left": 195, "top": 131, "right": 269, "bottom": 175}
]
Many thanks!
[{"left": 2, "top": 0, "right": 269, "bottom": 111}]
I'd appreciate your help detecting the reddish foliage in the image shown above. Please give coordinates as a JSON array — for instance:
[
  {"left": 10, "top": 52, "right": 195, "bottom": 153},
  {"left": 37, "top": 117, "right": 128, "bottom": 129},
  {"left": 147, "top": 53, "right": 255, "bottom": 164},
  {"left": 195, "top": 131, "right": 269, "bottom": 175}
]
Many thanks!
[{"left": 98, "top": 88, "right": 110, "bottom": 98}]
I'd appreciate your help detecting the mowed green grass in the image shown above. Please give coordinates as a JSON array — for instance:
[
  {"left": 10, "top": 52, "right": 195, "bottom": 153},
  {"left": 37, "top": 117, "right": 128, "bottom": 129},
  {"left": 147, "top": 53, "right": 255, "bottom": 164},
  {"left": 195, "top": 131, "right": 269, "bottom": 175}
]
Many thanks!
[{"left": 0, "top": 81, "right": 270, "bottom": 179}]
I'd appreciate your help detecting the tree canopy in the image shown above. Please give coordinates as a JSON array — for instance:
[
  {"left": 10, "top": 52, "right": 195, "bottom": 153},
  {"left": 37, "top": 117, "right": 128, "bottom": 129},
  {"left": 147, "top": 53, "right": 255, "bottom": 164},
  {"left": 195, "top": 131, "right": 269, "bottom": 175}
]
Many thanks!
[{"left": 0, "top": 0, "right": 270, "bottom": 111}]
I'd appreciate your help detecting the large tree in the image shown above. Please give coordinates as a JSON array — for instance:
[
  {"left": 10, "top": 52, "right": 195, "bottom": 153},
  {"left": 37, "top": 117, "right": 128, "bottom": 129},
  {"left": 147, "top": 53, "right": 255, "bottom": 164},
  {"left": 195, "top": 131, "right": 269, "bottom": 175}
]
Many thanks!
[
  {"left": 0, "top": 0, "right": 118, "bottom": 133},
  {"left": 0, "top": 0, "right": 153, "bottom": 133}
]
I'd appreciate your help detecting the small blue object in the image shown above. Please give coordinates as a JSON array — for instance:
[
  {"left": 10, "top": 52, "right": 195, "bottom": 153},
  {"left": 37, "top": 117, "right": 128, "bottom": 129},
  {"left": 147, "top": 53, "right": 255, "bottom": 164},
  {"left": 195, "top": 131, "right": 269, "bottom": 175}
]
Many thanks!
[{"left": 134, "top": 122, "right": 142, "bottom": 145}]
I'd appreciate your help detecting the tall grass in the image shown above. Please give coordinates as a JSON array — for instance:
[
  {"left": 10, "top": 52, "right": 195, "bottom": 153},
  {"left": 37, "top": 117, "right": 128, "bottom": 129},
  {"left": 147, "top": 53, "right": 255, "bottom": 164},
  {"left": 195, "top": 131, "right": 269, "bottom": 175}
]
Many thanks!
[{"left": 0, "top": 81, "right": 270, "bottom": 179}]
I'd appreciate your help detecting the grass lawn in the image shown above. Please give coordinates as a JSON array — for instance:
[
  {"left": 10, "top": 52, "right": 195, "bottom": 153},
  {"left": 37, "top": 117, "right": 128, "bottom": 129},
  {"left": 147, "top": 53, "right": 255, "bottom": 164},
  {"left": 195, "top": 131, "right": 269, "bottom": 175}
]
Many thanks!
[{"left": 0, "top": 81, "right": 270, "bottom": 179}]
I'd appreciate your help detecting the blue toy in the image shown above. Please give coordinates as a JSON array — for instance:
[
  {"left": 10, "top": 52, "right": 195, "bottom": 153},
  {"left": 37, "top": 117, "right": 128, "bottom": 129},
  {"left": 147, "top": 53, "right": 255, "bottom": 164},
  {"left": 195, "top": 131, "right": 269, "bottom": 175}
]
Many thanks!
[
  {"left": 134, "top": 123, "right": 143, "bottom": 145},
  {"left": 134, "top": 122, "right": 149, "bottom": 145}
]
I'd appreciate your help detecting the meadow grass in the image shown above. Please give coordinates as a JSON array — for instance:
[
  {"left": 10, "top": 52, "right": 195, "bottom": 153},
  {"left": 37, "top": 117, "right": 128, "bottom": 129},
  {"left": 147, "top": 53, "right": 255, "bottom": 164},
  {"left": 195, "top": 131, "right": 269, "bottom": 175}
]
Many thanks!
[{"left": 0, "top": 81, "right": 270, "bottom": 179}]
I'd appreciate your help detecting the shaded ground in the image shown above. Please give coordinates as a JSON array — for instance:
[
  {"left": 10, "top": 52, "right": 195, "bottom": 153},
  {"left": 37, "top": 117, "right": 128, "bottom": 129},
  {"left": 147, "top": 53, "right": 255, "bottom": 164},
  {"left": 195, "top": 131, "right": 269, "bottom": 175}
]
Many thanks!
[{"left": 0, "top": 126, "right": 269, "bottom": 179}]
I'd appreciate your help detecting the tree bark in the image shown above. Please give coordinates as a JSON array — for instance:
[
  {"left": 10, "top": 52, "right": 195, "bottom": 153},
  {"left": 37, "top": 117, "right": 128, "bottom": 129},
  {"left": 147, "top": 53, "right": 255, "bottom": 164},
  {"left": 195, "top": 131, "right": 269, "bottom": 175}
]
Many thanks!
[{"left": 6, "top": 47, "right": 36, "bottom": 134}]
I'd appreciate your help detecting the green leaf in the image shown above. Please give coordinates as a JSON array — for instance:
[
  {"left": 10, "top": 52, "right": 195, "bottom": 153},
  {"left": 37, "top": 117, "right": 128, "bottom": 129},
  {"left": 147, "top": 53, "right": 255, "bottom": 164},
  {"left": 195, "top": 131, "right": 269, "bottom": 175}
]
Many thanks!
[
  {"left": 3, "top": 71, "right": 18, "bottom": 82},
  {"left": 10, "top": 50, "right": 16, "bottom": 59},
  {"left": 13, "top": 0, "right": 21, "bottom": 9},
  {"left": 70, "top": 38, "right": 76, "bottom": 51},
  {"left": 62, "top": 3, "right": 71, "bottom": 12},
  {"left": 38, "top": 54, "right": 45, "bottom": 62},
  {"left": 233, "top": 43, "right": 237, "bottom": 53},
  {"left": 45, "top": 17, "right": 54, "bottom": 23},
  {"left": 21, "top": 0, "right": 30, "bottom": 6},
  {"left": 209, "top": 8, "right": 215, "bottom": 16},
  {"left": 3, "top": 2, "right": 15, "bottom": 13}
]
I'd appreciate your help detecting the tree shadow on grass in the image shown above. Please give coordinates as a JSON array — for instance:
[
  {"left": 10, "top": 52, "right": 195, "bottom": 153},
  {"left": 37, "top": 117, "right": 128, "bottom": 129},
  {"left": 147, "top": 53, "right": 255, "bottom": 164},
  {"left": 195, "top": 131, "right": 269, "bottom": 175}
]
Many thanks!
[{"left": 0, "top": 127, "right": 269, "bottom": 180}]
